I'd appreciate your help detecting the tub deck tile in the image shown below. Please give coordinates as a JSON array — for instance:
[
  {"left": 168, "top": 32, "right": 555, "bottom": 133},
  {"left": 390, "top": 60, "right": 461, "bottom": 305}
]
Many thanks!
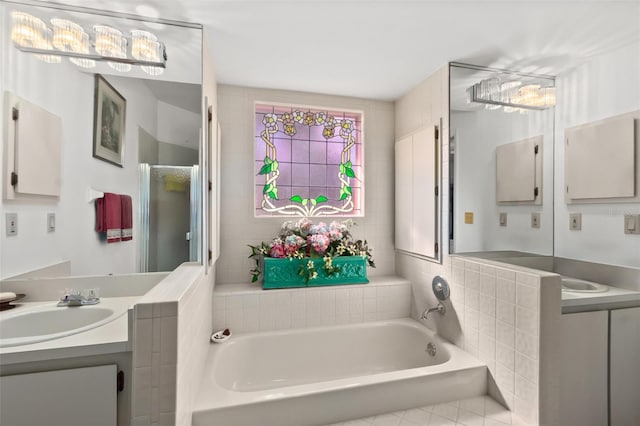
[{"left": 323, "top": 395, "right": 532, "bottom": 426}]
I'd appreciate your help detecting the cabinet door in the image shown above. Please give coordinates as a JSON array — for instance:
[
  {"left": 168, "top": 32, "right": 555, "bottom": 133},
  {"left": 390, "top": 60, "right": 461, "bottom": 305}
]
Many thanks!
[
  {"left": 0, "top": 364, "right": 117, "bottom": 426},
  {"left": 412, "top": 126, "right": 436, "bottom": 258},
  {"left": 610, "top": 307, "right": 640, "bottom": 426},
  {"left": 559, "top": 311, "right": 608, "bottom": 426},
  {"left": 395, "top": 136, "right": 413, "bottom": 253}
]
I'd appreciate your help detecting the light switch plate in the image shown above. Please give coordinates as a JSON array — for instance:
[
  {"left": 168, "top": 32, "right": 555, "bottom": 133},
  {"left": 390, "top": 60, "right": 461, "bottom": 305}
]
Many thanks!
[
  {"left": 47, "top": 213, "right": 55, "bottom": 232},
  {"left": 624, "top": 214, "right": 640, "bottom": 234},
  {"left": 570, "top": 213, "right": 582, "bottom": 230},
  {"left": 499, "top": 212, "right": 507, "bottom": 227},
  {"left": 6, "top": 213, "right": 17, "bottom": 236},
  {"left": 531, "top": 212, "right": 540, "bottom": 229}
]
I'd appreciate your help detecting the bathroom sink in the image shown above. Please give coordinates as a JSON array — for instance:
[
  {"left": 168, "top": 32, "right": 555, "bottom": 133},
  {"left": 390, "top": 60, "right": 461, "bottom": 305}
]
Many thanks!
[
  {"left": 562, "top": 277, "right": 609, "bottom": 293},
  {"left": 0, "top": 303, "right": 122, "bottom": 348}
]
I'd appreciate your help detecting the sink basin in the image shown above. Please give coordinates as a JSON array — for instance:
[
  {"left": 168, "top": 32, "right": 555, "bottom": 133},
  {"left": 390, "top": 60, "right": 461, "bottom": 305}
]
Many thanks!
[
  {"left": 0, "top": 303, "right": 122, "bottom": 348},
  {"left": 562, "top": 277, "right": 609, "bottom": 293}
]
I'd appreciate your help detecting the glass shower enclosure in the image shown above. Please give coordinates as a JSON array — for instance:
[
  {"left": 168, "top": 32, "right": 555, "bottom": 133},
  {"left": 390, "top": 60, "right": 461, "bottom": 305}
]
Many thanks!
[{"left": 138, "top": 164, "right": 201, "bottom": 272}]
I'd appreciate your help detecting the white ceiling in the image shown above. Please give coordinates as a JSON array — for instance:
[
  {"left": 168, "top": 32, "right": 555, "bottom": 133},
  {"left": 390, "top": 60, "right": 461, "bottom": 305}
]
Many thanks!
[{"left": 39, "top": 0, "right": 640, "bottom": 101}]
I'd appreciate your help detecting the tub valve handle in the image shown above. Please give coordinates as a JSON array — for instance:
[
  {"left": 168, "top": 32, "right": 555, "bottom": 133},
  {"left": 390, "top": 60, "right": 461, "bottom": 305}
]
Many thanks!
[{"left": 421, "top": 302, "right": 446, "bottom": 320}]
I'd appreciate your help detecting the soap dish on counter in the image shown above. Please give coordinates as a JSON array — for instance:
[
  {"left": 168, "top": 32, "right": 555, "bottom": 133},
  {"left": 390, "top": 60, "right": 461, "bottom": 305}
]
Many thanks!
[
  {"left": 0, "top": 294, "right": 26, "bottom": 311},
  {"left": 211, "top": 329, "right": 232, "bottom": 343}
]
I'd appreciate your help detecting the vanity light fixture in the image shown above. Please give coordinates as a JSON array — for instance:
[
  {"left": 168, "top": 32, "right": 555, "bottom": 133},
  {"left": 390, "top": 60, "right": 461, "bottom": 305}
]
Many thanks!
[
  {"left": 94, "top": 25, "right": 131, "bottom": 72},
  {"left": 11, "top": 11, "right": 61, "bottom": 63},
  {"left": 467, "top": 77, "right": 556, "bottom": 111},
  {"left": 131, "top": 30, "right": 164, "bottom": 76},
  {"left": 10, "top": 11, "right": 167, "bottom": 72},
  {"left": 51, "top": 19, "right": 95, "bottom": 68}
]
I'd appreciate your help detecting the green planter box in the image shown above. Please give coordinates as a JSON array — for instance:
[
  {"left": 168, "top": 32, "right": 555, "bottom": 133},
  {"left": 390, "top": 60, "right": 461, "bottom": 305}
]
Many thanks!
[{"left": 262, "top": 256, "right": 369, "bottom": 289}]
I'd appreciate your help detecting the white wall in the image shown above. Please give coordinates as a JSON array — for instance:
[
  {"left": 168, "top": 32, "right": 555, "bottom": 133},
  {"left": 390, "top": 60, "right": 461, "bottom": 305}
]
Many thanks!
[
  {"left": 555, "top": 41, "right": 640, "bottom": 268},
  {"left": 216, "top": 85, "right": 396, "bottom": 284},
  {"left": 157, "top": 101, "right": 200, "bottom": 149},
  {"left": 452, "top": 107, "right": 554, "bottom": 255}
]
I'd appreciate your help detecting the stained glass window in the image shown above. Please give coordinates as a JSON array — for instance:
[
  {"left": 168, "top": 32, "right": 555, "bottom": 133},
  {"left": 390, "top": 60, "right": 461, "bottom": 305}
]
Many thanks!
[{"left": 255, "top": 103, "right": 364, "bottom": 217}]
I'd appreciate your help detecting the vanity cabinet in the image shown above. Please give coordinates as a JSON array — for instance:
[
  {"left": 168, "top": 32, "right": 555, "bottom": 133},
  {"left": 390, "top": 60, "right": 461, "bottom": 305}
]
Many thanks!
[
  {"left": 559, "top": 310, "right": 608, "bottom": 426},
  {"left": 560, "top": 306, "right": 640, "bottom": 426},
  {"left": 0, "top": 364, "right": 117, "bottom": 426},
  {"left": 610, "top": 307, "right": 640, "bottom": 426}
]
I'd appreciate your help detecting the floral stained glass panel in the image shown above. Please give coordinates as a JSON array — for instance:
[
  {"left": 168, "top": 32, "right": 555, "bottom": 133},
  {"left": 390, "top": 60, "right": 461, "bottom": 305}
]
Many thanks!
[{"left": 254, "top": 103, "right": 364, "bottom": 217}]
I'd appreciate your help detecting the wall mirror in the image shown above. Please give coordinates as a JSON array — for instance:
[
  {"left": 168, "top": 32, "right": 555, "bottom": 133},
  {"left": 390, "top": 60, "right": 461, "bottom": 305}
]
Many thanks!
[
  {"left": 0, "top": 1, "right": 203, "bottom": 279},
  {"left": 448, "top": 63, "right": 555, "bottom": 260}
]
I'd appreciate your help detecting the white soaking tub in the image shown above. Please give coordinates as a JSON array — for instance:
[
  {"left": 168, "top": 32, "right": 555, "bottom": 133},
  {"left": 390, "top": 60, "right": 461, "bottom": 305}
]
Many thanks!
[{"left": 193, "top": 318, "right": 487, "bottom": 426}]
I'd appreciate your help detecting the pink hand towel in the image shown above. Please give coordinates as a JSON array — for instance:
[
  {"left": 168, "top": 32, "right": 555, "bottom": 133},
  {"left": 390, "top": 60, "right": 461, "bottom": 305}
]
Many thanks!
[
  {"left": 120, "top": 195, "right": 133, "bottom": 241},
  {"left": 96, "top": 193, "right": 122, "bottom": 243}
]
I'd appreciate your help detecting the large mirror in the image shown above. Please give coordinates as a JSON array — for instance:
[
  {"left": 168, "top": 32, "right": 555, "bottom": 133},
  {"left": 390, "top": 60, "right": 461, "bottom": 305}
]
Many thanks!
[
  {"left": 0, "top": 1, "right": 203, "bottom": 279},
  {"left": 449, "top": 63, "right": 555, "bottom": 259},
  {"left": 450, "top": 59, "right": 639, "bottom": 271}
]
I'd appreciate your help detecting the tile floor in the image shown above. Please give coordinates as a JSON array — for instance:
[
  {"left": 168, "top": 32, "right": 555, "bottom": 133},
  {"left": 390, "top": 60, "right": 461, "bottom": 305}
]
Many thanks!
[{"left": 323, "top": 395, "right": 530, "bottom": 426}]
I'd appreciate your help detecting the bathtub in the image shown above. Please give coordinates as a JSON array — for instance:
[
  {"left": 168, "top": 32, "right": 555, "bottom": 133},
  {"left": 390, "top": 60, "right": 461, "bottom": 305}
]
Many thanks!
[{"left": 193, "top": 318, "right": 487, "bottom": 426}]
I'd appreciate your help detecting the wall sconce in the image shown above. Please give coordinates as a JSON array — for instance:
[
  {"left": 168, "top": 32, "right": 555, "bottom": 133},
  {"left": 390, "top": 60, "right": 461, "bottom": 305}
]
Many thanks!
[
  {"left": 10, "top": 11, "right": 167, "bottom": 73},
  {"left": 467, "top": 77, "right": 555, "bottom": 112}
]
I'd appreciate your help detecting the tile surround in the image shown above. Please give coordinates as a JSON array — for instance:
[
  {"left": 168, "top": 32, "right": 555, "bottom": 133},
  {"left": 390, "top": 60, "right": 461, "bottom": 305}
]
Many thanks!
[
  {"left": 213, "top": 276, "right": 411, "bottom": 334},
  {"left": 397, "top": 250, "right": 561, "bottom": 425}
]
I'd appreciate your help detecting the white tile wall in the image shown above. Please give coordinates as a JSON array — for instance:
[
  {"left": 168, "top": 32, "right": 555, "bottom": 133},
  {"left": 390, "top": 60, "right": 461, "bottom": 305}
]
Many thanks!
[
  {"left": 131, "top": 264, "right": 213, "bottom": 426},
  {"left": 213, "top": 277, "right": 411, "bottom": 334},
  {"left": 132, "top": 302, "right": 177, "bottom": 426},
  {"left": 398, "top": 252, "right": 561, "bottom": 425}
]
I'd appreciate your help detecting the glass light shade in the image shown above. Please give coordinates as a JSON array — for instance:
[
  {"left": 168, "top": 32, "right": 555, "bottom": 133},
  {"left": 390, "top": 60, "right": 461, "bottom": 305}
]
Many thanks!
[
  {"left": 35, "top": 29, "right": 61, "bottom": 64},
  {"left": 131, "top": 30, "right": 164, "bottom": 76},
  {"left": 69, "top": 31, "right": 95, "bottom": 68},
  {"left": 51, "top": 18, "right": 85, "bottom": 52},
  {"left": 94, "top": 25, "right": 131, "bottom": 72},
  {"left": 11, "top": 11, "right": 46, "bottom": 48}
]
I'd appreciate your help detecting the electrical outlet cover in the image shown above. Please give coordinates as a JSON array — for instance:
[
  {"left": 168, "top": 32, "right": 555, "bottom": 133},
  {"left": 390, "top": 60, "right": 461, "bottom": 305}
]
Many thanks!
[
  {"left": 531, "top": 212, "right": 540, "bottom": 229},
  {"left": 5, "top": 213, "right": 17, "bottom": 236},
  {"left": 570, "top": 213, "right": 582, "bottom": 230}
]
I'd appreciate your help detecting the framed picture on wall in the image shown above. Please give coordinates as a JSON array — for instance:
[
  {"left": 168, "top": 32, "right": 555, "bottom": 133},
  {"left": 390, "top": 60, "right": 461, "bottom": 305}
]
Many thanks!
[{"left": 93, "top": 74, "right": 126, "bottom": 167}]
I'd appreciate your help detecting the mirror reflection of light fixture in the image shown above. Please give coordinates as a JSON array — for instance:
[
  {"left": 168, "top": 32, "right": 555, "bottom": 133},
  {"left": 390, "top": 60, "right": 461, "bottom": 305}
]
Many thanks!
[
  {"left": 467, "top": 77, "right": 556, "bottom": 111},
  {"left": 51, "top": 19, "right": 95, "bottom": 68},
  {"left": 93, "top": 25, "right": 131, "bottom": 72},
  {"left": 131, "top": 30, "right": 164, "bottom": 76},
  {"left": 11, "top": 11, "right": 61, "bottom": 63},
  {"left": 10, "top": 11, "right": 167, "bottom": 72}
]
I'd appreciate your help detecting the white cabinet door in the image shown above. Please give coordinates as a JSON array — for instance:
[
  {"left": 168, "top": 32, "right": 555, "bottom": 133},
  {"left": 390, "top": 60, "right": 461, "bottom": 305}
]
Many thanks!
[
  {"left": 395, "top": 124, "right": 438, "bottom": 258},
  {"left": 559, "top": 311, "right": 608, "bottom": 426},
  {"left": 395, "top": 136, "right": 413, "bottom": 253},
  {"left": 610, "top": 307, "right": 640, "bottom": 426},
  {"left": 0, "top": 364, "right": 117, "bottom": 426}
]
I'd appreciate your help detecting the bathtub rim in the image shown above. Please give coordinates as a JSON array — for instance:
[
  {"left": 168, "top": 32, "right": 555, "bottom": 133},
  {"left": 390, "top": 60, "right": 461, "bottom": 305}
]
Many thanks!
[{"left": 194, "top": 318, "right": 486, "bottom": 412}]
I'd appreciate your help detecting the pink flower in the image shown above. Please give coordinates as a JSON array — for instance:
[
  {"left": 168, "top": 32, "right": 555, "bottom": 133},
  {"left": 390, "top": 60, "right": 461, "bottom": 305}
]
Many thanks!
[
  {"left": 328, "top": 228, "right": 343, "bottom": 242},
  {"left": 269, "top": 243, "right": 286, "bottom": 258},
  {"left": 296, "top": 218, "right": 313, "bottom": 234},
  {"left": 308, "top": 234, "right": 330, "bottom": 255}
]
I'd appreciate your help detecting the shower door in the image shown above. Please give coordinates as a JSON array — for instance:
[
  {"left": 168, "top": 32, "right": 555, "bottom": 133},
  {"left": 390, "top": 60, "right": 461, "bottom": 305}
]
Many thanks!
[{"left": 138, "top": 164, "right": 200, "bottom": 272}]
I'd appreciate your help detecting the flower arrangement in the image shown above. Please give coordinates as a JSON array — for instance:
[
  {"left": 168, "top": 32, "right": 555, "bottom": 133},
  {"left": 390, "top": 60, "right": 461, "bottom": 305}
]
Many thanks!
[{"left": 249, "top": 218, "right": 375, "bottom": 283}]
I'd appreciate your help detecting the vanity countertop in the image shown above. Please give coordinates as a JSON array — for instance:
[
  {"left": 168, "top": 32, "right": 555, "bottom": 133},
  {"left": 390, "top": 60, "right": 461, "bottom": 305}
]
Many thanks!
[
  {"left": 0, "top": 296, "right": 138, "bottom": 366},
  {"left": 561, "top": 286, "right": 640, "bottom": 314}
]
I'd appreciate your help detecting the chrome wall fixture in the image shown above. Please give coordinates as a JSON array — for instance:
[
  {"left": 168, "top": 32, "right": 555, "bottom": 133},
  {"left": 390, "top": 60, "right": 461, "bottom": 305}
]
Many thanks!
[{"left": 11, "top": 11, "right": 167, "bottom": 74}]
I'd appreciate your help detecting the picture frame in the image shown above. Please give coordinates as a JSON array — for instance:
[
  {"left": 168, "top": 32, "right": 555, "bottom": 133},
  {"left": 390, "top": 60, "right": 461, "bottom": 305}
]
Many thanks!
[{"left": 93, "top": 74, "right": 126, "bottom": 167}]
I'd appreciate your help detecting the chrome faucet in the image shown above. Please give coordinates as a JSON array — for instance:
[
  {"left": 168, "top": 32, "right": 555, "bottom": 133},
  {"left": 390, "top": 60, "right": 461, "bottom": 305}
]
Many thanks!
[
  {"left": 57, "top": 289, "right": 100, "bottom": 307},
  {"left": 421, "top": 302, "right": 446, "bottom": 320}
]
